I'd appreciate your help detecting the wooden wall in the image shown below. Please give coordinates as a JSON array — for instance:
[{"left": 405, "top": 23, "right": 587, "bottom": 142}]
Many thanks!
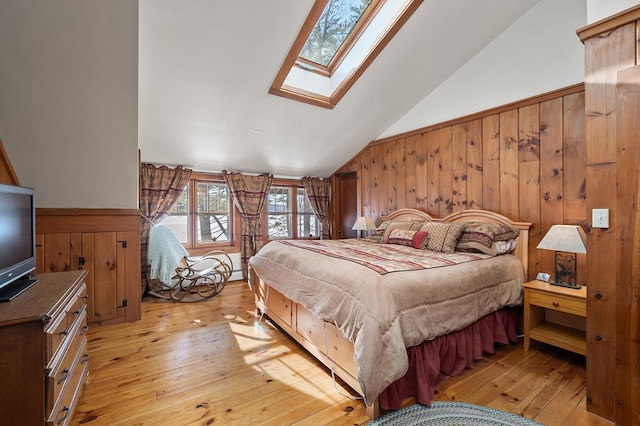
[
  {"left": 578, "top": 6, "right": 640, "bottom": 423},
  {"left": 335, "top": 84, "right": 587, "bottom": 284}
]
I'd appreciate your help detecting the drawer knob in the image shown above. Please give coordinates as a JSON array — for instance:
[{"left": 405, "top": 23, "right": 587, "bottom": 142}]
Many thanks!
[
  {"left": 552, "top": 301, "right": 559, "bottom": 307},
  {"left": 56, "top": 406, "right": 70, "bottom": 425},
  {"left": 57, "top": 368, "right": 70, "bottom": 384},
  {"left": 596, "top": 334, "right": 603, "bottom": 341},
  {"left": 58, "top": 329, "right": 69, "bottom": 336},
  {"left": 81, "top": 353, "right": 89, "bottom": 364},
  {"left": 595, "top": 292, "right": 603, "bottom": 300},
  {"left": 73, "top": 309, "right": 81, "bottom": 315},
  {"left": 81, "top": 324, "right": 89, "bottom": 335}
]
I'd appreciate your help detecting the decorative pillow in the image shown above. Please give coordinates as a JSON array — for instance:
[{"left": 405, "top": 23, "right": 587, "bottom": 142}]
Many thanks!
[
  {"left": 492, "top": 222, "right": 520, "bottom": 241},
  {"left": 456, "top": 221, "right": 500, "bottom": 253},
  {"left": 493, "top": 239, "right": 517, "bottom": 255},
  {"left": 419, "top": 222, "right": 463, "bottom": 253},
  {"left": 371, "top": 220, "right": 393, "bottom": 242},
  {"left": 379, "top": 221, "right": 425, "bottom": 243},
  {"left": 386, "top": 229, "right": 429, "bottom": 249}
]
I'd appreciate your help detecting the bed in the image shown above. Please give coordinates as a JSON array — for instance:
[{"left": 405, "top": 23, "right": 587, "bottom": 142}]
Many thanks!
[{"left": 248, "top": 208, "right": 531, "bottom": 418}]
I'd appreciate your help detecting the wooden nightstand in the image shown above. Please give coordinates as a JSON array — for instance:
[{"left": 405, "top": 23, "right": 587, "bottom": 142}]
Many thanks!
[{"left": 523, "top": 279, "right": 587, "bottom": 355}]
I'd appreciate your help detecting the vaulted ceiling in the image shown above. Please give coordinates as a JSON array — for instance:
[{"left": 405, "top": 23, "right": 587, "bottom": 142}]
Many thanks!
[{"left": 138, "top": 0, "right": 540, "bottom": 178}]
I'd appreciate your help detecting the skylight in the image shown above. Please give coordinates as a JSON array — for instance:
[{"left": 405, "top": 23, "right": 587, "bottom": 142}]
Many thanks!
[
  {"left": 299, "top": 0, "right": 374, "bottom": 68},
  {"left": 270, "top": 0, "right": 422, "bottom": 109}
]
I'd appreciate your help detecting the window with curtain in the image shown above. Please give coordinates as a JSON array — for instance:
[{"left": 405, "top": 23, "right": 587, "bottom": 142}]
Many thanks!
[
  {"left": 157, "top": 176, "right": 232, "bottom": 248},
  {"left": 267, "top": 185, "right": 320, "bottom": 239}
]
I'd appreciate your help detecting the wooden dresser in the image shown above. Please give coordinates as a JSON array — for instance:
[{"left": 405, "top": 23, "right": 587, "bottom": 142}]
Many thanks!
[{"left": 0, "top": 270, "right": 89, "bottom": 425}]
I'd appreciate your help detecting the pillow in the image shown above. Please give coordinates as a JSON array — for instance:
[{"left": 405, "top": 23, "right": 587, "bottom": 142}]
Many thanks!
[
  {"left": 371, "top": 220, "right": 393, "bottom": 242},
  {"left": 386, "top": 229, "right": 429, "bottom": 249},
  {"left": 493, "top": 239, "right": 517, "bottom": 255},
  {"left": 378, "top": 220, "right": 425, "bottom": 243},
  {"left": 419, "top": 222, "right": 463, "bottom": 254},
  {"left": 492, "top": 222, "right": 520, "bottom": 241},
  {"left": 456, "top": 221, "right": 500, "bottom": 253}
]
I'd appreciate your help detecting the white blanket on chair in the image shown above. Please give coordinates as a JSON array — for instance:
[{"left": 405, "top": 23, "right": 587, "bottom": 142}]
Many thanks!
[{"left": 147, "top": 225, "right": 189, "bottom": 284}]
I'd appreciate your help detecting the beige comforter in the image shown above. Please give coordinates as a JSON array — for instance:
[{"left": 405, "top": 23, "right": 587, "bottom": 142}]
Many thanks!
[{"left": 248, "top": 239, "right": 524, "bottom": 406}]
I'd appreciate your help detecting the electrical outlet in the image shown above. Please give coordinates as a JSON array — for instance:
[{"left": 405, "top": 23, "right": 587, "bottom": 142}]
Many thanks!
[{"left": 592, "top": 208, "right": 609, "bottom": 229}]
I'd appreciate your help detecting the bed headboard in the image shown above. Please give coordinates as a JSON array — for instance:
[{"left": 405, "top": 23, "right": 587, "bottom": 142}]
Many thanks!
[{"left": 380, "top": 208, "right": 532, "bottom": 277}]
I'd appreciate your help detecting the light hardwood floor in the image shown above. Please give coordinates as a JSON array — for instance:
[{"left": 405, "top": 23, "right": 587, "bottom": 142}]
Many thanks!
[{"left": 71, "top": 280, "right": 612, "bottom": 426}]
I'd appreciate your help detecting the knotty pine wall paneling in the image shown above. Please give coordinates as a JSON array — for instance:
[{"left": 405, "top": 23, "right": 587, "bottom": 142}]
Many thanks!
[
  {"left": 334, "top": 83, "right": 587, "bottom": 285},
  {"left": 466, "top": 119, "right": 483, "bottom": 211},
  {"left": 36, "top": 209, "right": 141, "bottom": 325},
  {"left": 579, "top": 8, "right": 639, "bottom": 421},
  {"left": 614, "top": 64, "right": 640, "bottom": 426},
  {"left": 482, "top": 114, "right": 501, "bottom": 212}
]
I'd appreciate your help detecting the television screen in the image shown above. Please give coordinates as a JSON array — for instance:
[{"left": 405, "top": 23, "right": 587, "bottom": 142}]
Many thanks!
[
  {"left": 0, "top": 184, "right": 36, "bottom": 296},
  {"left": 0, "top": 192, "right": 33, "bottom": 268}
]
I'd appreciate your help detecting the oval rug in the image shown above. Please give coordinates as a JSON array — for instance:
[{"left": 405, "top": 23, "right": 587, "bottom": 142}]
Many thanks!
[{"left": 369, "top": 401, "right": 543, "bottom": 426}]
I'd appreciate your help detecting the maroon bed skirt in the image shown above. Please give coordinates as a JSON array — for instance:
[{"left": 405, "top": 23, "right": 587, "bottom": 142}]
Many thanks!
[{"left": 379, "top": 308, "right": 518, "bottom": 410}]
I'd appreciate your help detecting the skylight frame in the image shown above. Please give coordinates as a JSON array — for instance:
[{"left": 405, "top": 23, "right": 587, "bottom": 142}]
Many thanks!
[
  {"left": 270, "top": 0, "right": 423, "bottom": 109},
  {"left": 295, "top": 0, "right": 386, "bottom": 76}
]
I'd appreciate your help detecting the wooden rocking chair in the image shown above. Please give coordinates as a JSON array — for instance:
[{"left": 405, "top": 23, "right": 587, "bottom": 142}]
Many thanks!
[{"left": 169, "top": 250, "right": 233, "bottom": 301}]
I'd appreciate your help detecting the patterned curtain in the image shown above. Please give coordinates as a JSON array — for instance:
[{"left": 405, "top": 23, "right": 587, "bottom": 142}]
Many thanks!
[
  {"left": 222, "top": 170, "right": 273, "bottom": 279},
  {"left": 139, "top": 163, "right": 192, "bottom": 295},
  {"left": 302, "top": 177, "right": 331, "bottom": 239}
]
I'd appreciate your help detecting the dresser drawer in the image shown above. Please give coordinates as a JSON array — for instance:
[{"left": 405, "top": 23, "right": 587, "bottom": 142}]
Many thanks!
[
  {"left": 45, "top": 283, "right": 88, "bottom": 363},
  {"left": 46, "top": 308, "right": 87, "bottom": 413},
  {"left": 528, "top": 289, "right": 586, "bottom": 317},
  {"left": 46, "top": 345, "right": 89, "bottom": 426}
]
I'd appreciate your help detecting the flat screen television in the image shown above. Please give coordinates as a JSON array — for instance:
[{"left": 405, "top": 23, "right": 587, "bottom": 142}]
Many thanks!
[{"left": 0, "top": 183, "right": 37, "bottom": 301}]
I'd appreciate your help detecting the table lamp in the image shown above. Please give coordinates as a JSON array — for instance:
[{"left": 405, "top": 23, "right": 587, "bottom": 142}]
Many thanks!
[
  {"left": 536, "top": 224, "right": 587, "bottom": 289},
  {"left": 351, "top": 216, "right": 375, "bottom": 238}
]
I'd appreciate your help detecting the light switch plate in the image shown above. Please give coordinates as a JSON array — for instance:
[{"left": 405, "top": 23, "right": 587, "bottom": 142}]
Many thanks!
[{"left": 592, "top": 208, "right": 609, "bottom": 228}]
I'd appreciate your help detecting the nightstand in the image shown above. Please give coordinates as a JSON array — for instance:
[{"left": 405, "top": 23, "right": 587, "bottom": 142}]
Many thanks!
[{"left": 523, "top": 280, "right": 587, "bottom": 355}]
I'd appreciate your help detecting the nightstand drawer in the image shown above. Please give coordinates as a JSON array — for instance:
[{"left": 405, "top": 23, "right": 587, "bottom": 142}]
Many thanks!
[{"left": 528, "top": 290, "right": 586, "bottom": 317}]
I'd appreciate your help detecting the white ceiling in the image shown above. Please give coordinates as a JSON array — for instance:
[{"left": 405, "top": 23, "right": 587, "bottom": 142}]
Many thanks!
[{"left": 138, "top": 0, "right": 540, "bottom": 178}]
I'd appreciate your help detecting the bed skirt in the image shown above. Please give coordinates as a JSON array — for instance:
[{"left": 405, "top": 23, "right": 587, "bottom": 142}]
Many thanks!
[{"left": 379, "top": 308, "right": 518, "bottom": 410}]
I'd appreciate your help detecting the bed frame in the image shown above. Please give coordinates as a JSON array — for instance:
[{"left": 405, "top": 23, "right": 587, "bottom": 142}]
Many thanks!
[{"left": 250, "top": 209, "right": 531, "bottom": 419}]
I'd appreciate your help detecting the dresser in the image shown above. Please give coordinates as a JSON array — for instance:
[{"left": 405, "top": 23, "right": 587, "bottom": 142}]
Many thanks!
[{"left": 0, "top": 270, "right": 89, "bottom": 425}]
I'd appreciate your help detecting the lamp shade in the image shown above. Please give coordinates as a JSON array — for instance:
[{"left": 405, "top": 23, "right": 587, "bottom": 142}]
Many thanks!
[
  {"left": 537, "top": 225, "right": 587, "bottom": 254},
  {"left": 351, "top": 216, "right": 376, "bottom": 231}
]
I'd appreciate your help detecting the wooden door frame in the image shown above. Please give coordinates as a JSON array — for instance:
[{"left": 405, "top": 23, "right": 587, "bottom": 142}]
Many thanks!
[{"left": 330, "top": 171, "right": 360, "bottom": 239}]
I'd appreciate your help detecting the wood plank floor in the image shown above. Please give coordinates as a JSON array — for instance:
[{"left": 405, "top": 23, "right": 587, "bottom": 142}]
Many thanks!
[{"left": 71, "top": 281, "right": 612, "bottom": 426}]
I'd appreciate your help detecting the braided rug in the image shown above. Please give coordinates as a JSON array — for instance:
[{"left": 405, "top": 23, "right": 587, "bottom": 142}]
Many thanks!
[{"left": 369, "top": 401, "right": 543, "bottom": 426}]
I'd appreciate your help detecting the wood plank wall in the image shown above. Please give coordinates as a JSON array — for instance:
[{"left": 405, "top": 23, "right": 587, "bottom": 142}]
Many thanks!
[
  {"left": 578, "top": 5, "right": 640, "bottom": 424},
  {"left": 335, "top": 84, "right": 587, "bottom": 284}
]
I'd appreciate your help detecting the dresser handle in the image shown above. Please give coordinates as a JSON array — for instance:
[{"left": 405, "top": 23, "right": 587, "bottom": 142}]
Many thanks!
[
  {"left": 59, "top": 329, "right": 69, "bottom": 336},
  {"left": 81, "top": 324, "right": 89, "bottom": 335},
  {"left": 81, "top": 353, "right": 89, "bottom": 364},
  {"left": 552, "top": 301, "right": 559, "bottom": 307},
  {"left": 73, "top": 309, "right": 81, "bottom": 315},
  {"left": 595, "top": 292, "right": 603, "bottom": 300},
  {"left": 56, "top": 406, "right": 70, "bottom": 425},
  {"left": 57, "top": 368, "right": 70, "bottom": 384},
  {"left": 83, "top": 294, "right": 89, "bottom": 300}
]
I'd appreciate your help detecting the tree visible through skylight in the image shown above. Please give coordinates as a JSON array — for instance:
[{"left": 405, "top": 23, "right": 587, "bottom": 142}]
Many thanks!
[{"left": 299, "top": 0, "right": 373, "bottom": 67}]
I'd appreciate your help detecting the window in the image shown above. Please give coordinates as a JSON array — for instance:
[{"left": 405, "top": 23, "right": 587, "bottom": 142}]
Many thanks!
[
  {"left": 267, "top": 186, "right": 320, "bottom": 239},
  {"left": 270, "top": 0, "right": 422, "bottom": 109},
  {"left": 297, "top": 187, "right": 320, "bottom": 238},
  {"left": 299, "top": 0, "right": 375, "bottom": 69},
  {"left": 158, "top": 176, "right": 232, "bottom": 249},
  {"left": 159, "top": 187, "right": 189, "bottom": 244},
  {"left": 195, "top": 181, "right": 230, "bottom": 244}
]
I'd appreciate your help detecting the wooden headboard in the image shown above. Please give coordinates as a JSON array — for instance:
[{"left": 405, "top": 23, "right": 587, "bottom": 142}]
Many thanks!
[{"left": 380, "top": 208, "right": 532, "bottom": 277}]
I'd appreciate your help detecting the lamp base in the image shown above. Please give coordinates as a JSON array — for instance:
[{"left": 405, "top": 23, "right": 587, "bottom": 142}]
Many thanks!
[{"left": 550, "top": 281, "right": 582, "bottom": 290}]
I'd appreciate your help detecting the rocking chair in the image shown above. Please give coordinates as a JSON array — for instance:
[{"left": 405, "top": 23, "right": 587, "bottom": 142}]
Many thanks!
[{"left": 147, "top": 224, "right": 233, "bottom": 301}]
